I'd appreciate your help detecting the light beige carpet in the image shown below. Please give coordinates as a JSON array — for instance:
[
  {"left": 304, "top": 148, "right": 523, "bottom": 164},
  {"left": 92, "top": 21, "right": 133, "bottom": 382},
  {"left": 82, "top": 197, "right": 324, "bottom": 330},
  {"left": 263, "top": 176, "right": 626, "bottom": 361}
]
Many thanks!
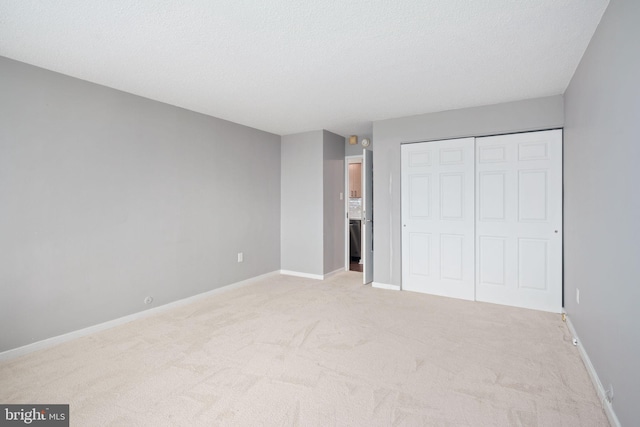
[{"left": 0, "top": 272, "right": 608, "bottom": 426}]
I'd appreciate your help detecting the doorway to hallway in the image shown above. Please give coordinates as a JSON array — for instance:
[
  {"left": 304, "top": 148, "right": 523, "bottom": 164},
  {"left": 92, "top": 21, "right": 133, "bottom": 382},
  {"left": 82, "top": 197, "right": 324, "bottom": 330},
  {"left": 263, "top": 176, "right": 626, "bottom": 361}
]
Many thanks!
[
  {"left": 345, "top": 149, "right": 373, "bottom": 283},
  {"left": 346, "top": 156, "right": 363, "bottom": 272}
]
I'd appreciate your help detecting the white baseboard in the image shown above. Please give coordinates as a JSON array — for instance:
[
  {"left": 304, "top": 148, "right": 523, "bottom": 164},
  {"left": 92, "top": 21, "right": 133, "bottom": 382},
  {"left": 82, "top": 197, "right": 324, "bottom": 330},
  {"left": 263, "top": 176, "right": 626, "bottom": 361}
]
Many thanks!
[
  {"left": 0, "top": 270, "right": 280, "bottom": 362},
  {"left": 280, "top": 270, "right": 324, "bottom": 280},
  {"left": 564, "top": 313, "right": 621, "bottom": 427},
  {"left": 372, "top": 282, "right": 400, "bottom": 291},
  {"left": 323, "top": 268, "right": 344, "bottom": 279},
  {"left": 279, "top": 269, "right": 344, "bottom": 280}
]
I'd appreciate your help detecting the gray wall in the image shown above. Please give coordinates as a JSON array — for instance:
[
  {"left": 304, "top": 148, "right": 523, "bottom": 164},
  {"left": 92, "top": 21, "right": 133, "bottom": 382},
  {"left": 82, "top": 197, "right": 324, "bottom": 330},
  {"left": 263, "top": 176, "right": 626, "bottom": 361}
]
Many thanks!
[
  {"left": 371, "top": 95, "right": 564, "bottom": 286},
  {"left": 323, "top": 130, "right": 346, "bottom": 274},
  {"left": 0, "top": 57, "right": 281, "bottom": 352},
  {"left": 281, "top": 130, "right": 345, "bottom": 276},
  {"left": 280, "top": 131, "right": 324, "bottom": 275},
  {"left": 564, "top": 0, "right": 639, "bottom": 424}
]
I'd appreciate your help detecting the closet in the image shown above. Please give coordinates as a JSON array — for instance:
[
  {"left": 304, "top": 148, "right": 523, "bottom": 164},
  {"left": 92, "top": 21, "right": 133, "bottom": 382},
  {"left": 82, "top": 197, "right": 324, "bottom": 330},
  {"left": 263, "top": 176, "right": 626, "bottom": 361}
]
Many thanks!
[{"left": 401, "top": 129, "right": 562, "bottom": 312}]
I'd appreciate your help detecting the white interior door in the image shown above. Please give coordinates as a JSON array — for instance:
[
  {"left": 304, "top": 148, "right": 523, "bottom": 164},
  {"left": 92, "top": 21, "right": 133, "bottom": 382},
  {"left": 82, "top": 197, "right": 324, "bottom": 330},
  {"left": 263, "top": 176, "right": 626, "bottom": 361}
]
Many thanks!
[
  {"left": 401, "top": 138, "right": 475, "bottom": 300},
  {"left": 475, "top": 129, "right": 563, "bottom": 312},
  {"left": 362, "top": 149, "right": 373, "bottom": 284}
]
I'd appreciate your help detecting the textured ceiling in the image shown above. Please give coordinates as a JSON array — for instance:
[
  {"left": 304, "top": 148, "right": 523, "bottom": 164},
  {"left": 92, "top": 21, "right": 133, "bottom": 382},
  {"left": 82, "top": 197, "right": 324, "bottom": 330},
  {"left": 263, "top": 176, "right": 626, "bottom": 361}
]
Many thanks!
[{"left": 0, "top": 0, "right": 608, "bottom": 137}]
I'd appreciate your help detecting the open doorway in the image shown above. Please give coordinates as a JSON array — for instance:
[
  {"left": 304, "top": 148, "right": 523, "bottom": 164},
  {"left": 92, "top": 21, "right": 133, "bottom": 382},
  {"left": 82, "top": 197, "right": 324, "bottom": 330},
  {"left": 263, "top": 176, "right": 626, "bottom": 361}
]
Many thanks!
[{"left": 345, "top": 156, "right": 363, "bottom": 272}]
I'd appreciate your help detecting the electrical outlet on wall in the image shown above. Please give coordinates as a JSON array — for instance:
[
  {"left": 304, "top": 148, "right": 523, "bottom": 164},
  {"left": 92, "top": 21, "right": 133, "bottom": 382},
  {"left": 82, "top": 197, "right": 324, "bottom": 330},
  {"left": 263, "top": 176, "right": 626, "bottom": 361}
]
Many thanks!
[
  {"left": 237, "top": 252, "right": 243, "bottom": 263},
  {"left": 576, "top": 288, "right": 580, "bottom": 304},
  {"left": 605, "top": 384, "right": 614, "bottom": 403}
]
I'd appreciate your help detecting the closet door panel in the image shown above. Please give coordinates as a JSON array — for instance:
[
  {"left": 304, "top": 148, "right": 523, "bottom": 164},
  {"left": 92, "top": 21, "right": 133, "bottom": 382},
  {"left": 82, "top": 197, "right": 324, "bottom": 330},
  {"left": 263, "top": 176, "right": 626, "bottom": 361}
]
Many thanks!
[
  {"left": 401, "top": 138, "right": 475, "bottom": 300},
  {"left": 475, "top": 130, "right": 562, "bottom": 313}
]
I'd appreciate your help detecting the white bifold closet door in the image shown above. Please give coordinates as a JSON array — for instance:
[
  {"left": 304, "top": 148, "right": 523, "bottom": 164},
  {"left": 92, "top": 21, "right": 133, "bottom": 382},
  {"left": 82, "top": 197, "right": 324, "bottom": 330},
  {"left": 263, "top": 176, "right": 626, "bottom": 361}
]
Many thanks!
[
  {"left": 476, "top": 130, "right": 562, "bottom": 312},
  {"left": 401, "top": 138, "right": 476, "bottom": 301},
  {"left": 401, "top": 130, "right": 563, "bottom": 313}
]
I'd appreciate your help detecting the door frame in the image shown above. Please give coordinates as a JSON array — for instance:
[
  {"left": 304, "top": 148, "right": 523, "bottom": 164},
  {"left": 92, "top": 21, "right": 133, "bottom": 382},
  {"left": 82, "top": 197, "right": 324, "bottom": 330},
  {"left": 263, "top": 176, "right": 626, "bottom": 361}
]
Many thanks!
[
  {"left": 345, "top": 155, "right": 363, "bottom": 271},
  {"left": 362, "top": 148, "right": 374, "bottom": 284}
]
